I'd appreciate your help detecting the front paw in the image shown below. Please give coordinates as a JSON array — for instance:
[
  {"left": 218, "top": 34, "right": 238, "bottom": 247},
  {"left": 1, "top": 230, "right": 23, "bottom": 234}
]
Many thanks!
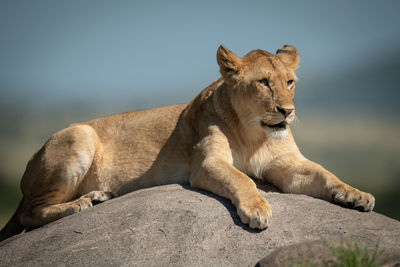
[
  {"left": 237, "top": 194, "right": 272, "bottom": 230},
  {"left": 331, "top": 185, "right": 375, "bottom": 211}
]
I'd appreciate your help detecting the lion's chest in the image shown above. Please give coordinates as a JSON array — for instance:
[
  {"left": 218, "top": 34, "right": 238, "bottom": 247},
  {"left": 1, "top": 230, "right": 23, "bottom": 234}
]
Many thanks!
[{"left": 231, "top": 143, "right": 275, "bottom": 179}]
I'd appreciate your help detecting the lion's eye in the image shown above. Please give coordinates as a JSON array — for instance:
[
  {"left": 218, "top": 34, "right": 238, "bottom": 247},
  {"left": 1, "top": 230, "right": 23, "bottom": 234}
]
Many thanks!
[
  {"left": 287, "top": 79, "right": 294, "bottom": 87},
  {"left": 259, "top": 78, "right": 270, "bottom": 87}
]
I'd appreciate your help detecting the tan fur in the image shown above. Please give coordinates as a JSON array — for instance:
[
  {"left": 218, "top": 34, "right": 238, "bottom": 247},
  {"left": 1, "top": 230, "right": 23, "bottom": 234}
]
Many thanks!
[{"left": 0, "top": 45, "right": 375, "bottom": 241}]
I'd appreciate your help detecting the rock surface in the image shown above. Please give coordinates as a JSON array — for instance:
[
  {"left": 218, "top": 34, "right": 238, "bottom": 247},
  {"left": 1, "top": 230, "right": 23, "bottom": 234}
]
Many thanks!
[{"left": 0, "top": 184, "right": 399, "bottom": 266}]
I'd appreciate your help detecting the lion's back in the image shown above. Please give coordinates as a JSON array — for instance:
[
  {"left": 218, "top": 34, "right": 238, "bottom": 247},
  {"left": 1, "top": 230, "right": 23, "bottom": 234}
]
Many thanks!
[{"left": 79, "top": 104, "right": 188, "bottom": 143}]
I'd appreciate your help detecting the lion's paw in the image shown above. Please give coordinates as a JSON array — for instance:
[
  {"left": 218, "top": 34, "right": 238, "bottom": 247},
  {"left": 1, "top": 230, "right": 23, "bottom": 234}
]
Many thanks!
[
  {"left": 75, "top": 197, "right": 93, "bottom": 211},
  {"left": 65, "top": 197, "right": 93, "bottom": 216},
  {"left": 331, "top": 185, "right": 375, "bottom": 211},
  {"left": 81, "top": 190, "right": 114, "bottom": 205},
  {"left": 237, "top": 195, "right": 272, "bottom": 230}
]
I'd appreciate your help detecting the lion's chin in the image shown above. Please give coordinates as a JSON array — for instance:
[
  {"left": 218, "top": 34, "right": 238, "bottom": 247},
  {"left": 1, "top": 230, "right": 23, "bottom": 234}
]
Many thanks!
[{"left": 262, "top": 123, "right": 289, "bottom": 139}]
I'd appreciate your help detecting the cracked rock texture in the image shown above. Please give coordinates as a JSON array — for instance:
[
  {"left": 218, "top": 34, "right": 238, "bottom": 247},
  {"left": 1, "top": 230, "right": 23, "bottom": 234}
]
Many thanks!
[{"left": 0, "top": 184, "right": 399, "bottom": 266}]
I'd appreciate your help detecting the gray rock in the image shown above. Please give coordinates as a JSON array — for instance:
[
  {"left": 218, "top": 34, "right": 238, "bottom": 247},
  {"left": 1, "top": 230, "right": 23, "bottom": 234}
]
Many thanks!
[{"left": 0, "top": 184, "right": 399, "bottom": 267}]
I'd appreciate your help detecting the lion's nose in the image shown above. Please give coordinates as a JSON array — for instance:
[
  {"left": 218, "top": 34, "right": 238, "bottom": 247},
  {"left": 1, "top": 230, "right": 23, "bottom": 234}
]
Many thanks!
[{"left": 277, "top": 107, "right": 294, "bottom": 118}]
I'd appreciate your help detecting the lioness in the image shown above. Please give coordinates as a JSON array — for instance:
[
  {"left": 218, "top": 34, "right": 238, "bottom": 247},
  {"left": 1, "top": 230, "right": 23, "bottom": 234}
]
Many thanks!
[{"left": 0, "top": 45, "right": 375, "bottom": 241}]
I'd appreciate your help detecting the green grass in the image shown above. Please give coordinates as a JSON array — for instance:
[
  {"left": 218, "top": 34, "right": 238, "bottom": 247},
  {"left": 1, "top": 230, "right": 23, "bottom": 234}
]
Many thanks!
[
  {"left": 324, "top": 238, "right": 381, "bottom": 267},
  {"left": 293, "top": 238, "right": 383, "bottom": 267}
]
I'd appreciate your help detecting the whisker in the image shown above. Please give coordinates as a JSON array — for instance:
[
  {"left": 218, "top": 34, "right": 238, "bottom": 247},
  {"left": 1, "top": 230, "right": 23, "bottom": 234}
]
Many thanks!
[{"left": 291, "top": 115, "right": 301, "bottom": 127}]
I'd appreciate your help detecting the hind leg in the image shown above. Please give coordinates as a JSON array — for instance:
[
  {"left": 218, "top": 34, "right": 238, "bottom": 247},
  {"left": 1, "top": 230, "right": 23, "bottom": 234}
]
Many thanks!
[
  {"left": 19, "top": 124, "right": 104, "bottom": 227},
  {"left": 21, "top": 191, "right": 113, "bottom": 227},
  {"left": 20, "top": 197, "right": 93, "bottom": 227}
]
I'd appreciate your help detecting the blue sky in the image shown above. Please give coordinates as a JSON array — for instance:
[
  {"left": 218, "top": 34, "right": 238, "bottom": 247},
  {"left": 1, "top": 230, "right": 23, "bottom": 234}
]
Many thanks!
[{"left": 1, "top": 0, "right": 400, "bottom": 108}]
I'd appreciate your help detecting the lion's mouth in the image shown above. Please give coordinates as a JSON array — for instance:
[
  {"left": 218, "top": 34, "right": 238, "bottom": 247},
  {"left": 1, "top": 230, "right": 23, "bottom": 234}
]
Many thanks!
[{"left": 261, "top": 121, "right": 287, "bottom": 129}]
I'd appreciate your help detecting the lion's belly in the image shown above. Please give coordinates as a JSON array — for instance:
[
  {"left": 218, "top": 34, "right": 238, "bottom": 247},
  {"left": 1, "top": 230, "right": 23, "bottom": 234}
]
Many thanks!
[{"left": 96, "top": 144, "right": 190, "bottom": 195}]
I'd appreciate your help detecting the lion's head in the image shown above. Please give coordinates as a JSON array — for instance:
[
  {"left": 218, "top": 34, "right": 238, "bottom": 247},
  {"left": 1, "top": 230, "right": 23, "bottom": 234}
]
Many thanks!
[{"left": 217, "top": 44, "right": 300, "bottom": 139}]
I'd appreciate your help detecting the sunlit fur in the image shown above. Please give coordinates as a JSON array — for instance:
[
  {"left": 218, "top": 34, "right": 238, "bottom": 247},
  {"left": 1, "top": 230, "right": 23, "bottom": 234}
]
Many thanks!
[{"left": 0, "top": 44, "right": 375, "bottom": 242}]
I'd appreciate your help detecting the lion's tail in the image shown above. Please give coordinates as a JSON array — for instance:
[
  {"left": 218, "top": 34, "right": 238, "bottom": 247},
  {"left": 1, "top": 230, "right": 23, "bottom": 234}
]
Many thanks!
[{"left": 0, "top": 197, "right": 27, "bottom": 242}]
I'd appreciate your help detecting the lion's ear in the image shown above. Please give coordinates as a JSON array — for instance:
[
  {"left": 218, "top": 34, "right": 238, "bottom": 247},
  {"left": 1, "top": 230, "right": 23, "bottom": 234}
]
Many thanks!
[
  {"left": 276, "top": 44, "right": 300, "bottom": 70},
  {"left": 217, "top": 45, "right": 242, "bottom": 82}
]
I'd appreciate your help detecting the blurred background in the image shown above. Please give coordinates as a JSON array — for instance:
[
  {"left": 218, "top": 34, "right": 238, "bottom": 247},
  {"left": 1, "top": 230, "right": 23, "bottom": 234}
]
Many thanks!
[{"left": 1, "top": 0, "right": 399, "bottom": 228}]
